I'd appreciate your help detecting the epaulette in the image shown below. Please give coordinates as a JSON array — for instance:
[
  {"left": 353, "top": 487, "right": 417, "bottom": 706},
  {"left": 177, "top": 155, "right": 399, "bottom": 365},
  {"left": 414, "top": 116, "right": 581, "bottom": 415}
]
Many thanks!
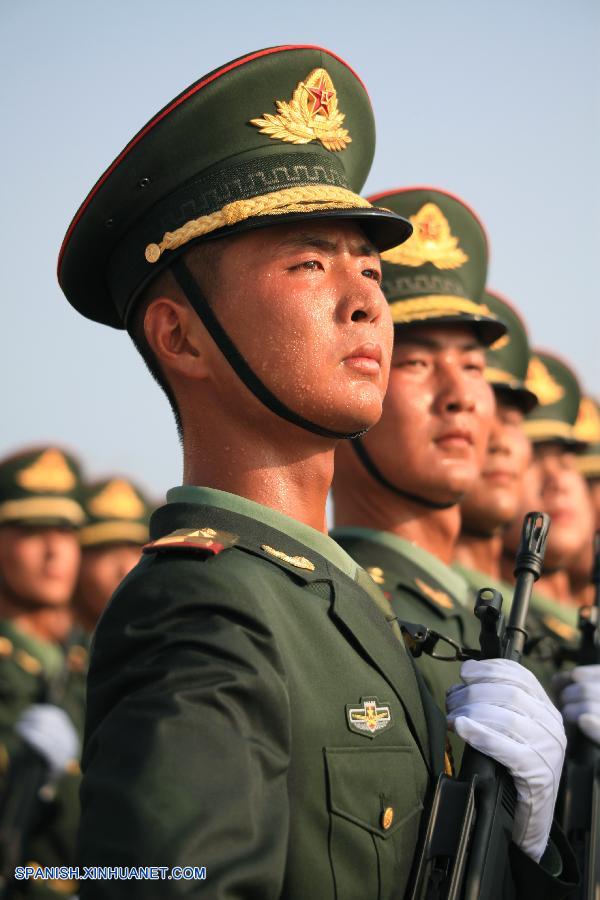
[{"left": 143, "top": 527, "right": 238, "bottom": 556}]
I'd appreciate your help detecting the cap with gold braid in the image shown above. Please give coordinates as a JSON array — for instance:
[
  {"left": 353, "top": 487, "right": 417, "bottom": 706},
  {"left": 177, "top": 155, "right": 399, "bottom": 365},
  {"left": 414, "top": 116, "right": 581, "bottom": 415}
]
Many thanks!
[
  {"left": 79, "top": 478, "right": 153, "bottom": 547},
  {"left": 524, "top": 350, "right": 585, "bottom": 448},
  {"left": 58, "top": 45, "right": 412, "bottom": 329},
  {"left": 574, "top": 397, "right": 600, "bottom": 478},
  {"left": 0, "top": 447, "right": 85, "bottom": 527},
  {"left": 483, "top": 289, "right": 537, "bottom": 413},
  {"left": 365, "top": 187, "right": 506, "bottom": 346}
]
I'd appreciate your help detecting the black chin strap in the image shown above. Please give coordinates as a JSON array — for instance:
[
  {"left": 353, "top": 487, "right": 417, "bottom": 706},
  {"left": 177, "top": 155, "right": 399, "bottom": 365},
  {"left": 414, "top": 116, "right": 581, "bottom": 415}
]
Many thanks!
[
  {"left": 351, "top": 437, "right": 459, "bottom": 511},
  {"left": 172, "top": 258, "right": 367, "bottom": 441}
]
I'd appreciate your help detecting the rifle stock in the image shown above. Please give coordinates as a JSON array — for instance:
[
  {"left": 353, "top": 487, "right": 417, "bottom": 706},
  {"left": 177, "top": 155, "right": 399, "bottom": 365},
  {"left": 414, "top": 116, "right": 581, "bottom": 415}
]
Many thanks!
[{"left": 409, "top": 512, "right": 550, "bottom": 900}]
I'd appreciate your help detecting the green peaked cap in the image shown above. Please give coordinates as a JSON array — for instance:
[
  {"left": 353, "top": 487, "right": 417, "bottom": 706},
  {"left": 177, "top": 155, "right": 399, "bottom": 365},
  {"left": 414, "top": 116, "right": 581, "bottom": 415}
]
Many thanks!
[
  {"left": 58, "top": 44, "right": 412, "bottom": 329},
  {"left": 0, "top": 446, "right": 85, "bottom": 527},
  {"left": 483, "top": 289, "right": 537, "bottom": 413},
  {"left": 79, "top": 477, "right": 153, "bottom": 547},
  {"left": 524, "top": 350, "right": 584, "bottom": 448},
  {"left": 365, "top": 186, "right": 506, "bottom": 346},
  {"left": 574, "top": 397, "right": 600, "bottom": 479}
]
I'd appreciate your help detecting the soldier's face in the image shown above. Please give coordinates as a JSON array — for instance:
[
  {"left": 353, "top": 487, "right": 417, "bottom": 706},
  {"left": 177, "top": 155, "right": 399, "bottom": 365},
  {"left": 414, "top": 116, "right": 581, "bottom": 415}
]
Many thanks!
[
  {"left": 0, "top": 525, "right": 80, "bottom": 607},
  {"left": 198, "top": 220, "right": 393, "bottom": 435},
  {"left": 460, "top": 397, "right": 532, "bottom": 534},
  {"left": 359, "top": 324, "right": 495, "bottom": 504},
  {"left": 504, "top": 443, "right": 594, "bottom": 568},
  {"left": 77, "top": 543, "right": 141, "bottom": 626}
]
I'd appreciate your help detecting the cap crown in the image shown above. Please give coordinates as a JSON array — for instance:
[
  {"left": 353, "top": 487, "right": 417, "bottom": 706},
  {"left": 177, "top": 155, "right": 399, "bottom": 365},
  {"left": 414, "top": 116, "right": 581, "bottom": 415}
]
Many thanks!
[
  {"left": 0, "top": 447, "right": 84, "bottom": 526},
  {"left": 80, "top": 477, "right": 153, "bottom": 547},
  {"left": 524, "top": 351, "right": 582, "bottom": 443}
]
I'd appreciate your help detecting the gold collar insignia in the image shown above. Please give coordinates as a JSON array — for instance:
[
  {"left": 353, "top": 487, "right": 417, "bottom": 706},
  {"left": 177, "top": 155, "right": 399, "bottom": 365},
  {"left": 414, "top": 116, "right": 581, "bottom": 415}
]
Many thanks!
[
  {"left": 525, "top": 357, "right": 565, "bottom": 406},
  {"left": 16, "top": 449, "right": 76, "bottom": 493},
  {"left": 382, "top": 203, "right": 469, "bottom": 269},
  {"left": 415, "top": 577, "right": 454, "bottom": 610},
  {"left": 261, "top": 544, "right": 315, "bottom": 571},
  {"left": 250, "top": 67, "right": 351, "bottom": 152},
  {"left": 542, "top": 615, "right": 577, "bottom": 642}
]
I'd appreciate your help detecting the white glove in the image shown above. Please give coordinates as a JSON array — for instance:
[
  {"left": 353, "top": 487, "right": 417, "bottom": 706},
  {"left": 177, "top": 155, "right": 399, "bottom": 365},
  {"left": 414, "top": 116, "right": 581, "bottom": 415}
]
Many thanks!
[
  {"left": 446, "top": 658, "right": 566, "bottom": 863},
  {"left": 15, "top": 704, "right": 79, "bottom": 781},
  {"left": 553, "top": 664, "right": 600, "bottom": 744}
]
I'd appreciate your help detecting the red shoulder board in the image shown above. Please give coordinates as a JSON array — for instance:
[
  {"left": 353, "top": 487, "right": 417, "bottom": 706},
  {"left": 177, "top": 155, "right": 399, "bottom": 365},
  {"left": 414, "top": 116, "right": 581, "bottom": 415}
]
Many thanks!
[{"left": 143, "top": 527, "right": 238, "bottom": 556}]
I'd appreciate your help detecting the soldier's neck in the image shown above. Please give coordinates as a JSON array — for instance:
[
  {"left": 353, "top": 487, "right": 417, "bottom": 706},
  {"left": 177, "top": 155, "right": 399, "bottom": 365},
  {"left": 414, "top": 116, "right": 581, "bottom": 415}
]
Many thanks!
[
  {"left": 334, "top": 482, "right": 461, "bottom": 565},
  {"left": 454, "top": 533, "right": 503, "bottom": 580},
  {"left": 183, "top": 422, "right": 335, "bottom": 534},
  {"left": 535, "top": 569, "right": 576, "bottom": 605}
]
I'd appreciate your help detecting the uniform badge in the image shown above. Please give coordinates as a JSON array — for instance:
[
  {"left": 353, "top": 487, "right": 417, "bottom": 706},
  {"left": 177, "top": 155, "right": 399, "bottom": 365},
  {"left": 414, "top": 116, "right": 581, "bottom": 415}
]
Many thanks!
[
  {"left": 16, "top": 449, "right": 76, "bottom": 493},
  {"left": 542, "top": 615, "right": 577, "bottom": 642},
  {"left": 382, "top": 203, "right": 469, "bottom": 269},
  {"left": 143, "top": 527, "right": 237, "bottom": 555},
  {"left": 88, "top": 479, "right": 145, "bottom": 519},
  {"left": 346, "top": 697, "right": 393, "bottom": 738},
  {"left": 260, "top": 544, "right": 315, "bottom": 571},
  {"left": 366, "top": 566, "right": 385, "bottom": 585},
  {"left": 525, "top": 357, "right": 565, "bottom": 406},
  {"left": 414, "top": 578, "right": 454, "bottom": 610},
  {"left": 250, "top": 67, "right": 351, "bottom": 152}
]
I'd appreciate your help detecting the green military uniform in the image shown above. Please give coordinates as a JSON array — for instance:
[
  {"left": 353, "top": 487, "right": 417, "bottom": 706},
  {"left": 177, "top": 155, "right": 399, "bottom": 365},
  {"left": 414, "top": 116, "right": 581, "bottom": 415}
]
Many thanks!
[
  {"left": 331, "top": 528, "right": 481, "bottom": 764},
  {"left": 0, "top": 447, "right": 85, "bottom": 898}
]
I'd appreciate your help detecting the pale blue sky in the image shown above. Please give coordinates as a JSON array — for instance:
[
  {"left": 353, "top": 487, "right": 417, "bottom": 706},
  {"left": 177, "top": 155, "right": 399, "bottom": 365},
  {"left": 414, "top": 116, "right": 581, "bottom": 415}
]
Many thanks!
[{"left": 2, "top": 0, "right": 599, "bottom": 497}]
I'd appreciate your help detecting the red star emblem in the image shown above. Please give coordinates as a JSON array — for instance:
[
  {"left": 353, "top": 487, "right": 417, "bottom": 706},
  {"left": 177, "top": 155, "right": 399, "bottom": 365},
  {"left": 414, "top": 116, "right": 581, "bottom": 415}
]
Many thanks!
[
  {"left": 307, "top": 76, "right": 334, "bottom": 116},
  {"left": 419, "top": 216, "right": 441, "bottom": 241}
]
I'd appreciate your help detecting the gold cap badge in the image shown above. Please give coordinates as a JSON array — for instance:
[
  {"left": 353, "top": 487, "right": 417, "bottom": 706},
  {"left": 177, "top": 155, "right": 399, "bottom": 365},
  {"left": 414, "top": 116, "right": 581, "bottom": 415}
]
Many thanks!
[
  {"left": 525, "top": 357, "right": 565, "bottom": 406},
  {"left": 16, "top": 449, "right": 76, "bottom": 493},
  {"left": 415, "top": 577, "right": 453, "bottom": 610},
  {"left": 574, "top": 397, "right": 600, "bottom": 443},
  {"left": 88, "top": 479, "right": 145, "bottom": 520},
  {"left": 250, "top": 68, "right": 351, "bottom": 152},
  {"left": 382, "top": 203, "right": 469, "bottom": 270}
]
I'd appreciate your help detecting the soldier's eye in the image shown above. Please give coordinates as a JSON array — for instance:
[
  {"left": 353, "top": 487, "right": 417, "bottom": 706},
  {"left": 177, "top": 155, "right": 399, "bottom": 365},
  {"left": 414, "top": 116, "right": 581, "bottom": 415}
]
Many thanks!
[{"left": 362, "top": 267, "right": 381, "bottom": 282}]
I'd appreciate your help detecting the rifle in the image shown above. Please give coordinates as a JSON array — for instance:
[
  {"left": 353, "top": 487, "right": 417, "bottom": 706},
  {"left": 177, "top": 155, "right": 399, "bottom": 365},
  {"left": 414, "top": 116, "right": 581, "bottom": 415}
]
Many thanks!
[
  {"left": 408, "top": 511, "right": 551, "bottom": 900},
  {"left": 556, "top": 531, "right": 600, "bottom": 900},
  {"left": 0, "top": 664, "right": 73, "bottom": 897}
]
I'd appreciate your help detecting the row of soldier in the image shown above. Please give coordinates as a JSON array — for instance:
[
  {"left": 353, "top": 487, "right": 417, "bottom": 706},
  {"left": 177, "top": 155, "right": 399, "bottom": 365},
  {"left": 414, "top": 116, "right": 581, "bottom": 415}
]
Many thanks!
[{"left": 4, "top": 42, "right": 600, "bottom": 899}]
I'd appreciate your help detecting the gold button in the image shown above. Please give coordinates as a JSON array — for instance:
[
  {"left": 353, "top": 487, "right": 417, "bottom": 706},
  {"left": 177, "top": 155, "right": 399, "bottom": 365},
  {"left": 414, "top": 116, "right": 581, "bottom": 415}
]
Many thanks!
[{"left": 381, "top": 806, "right": 394, "bottom": 830}]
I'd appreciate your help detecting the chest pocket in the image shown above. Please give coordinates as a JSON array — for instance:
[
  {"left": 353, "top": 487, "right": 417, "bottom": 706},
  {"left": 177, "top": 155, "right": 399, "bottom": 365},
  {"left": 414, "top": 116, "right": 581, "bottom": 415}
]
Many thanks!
[{"left": 324, "top": 745, "right": 427, "bottom": 900}]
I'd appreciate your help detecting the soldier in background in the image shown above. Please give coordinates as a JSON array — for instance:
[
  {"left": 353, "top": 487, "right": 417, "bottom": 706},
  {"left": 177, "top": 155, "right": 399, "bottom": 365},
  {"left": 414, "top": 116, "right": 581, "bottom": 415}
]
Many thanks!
[
  {"left": 0, "top": 446, "right": 82, "bottom": 898},
  {"left": 502, "top": 351, "right": 595, "bottom": 616},
  {"left": 75, "top": 477, "right": 153, "bottom": 637},
  {"left": 575, "top": 396, "right": 600, "bottom": 531}
]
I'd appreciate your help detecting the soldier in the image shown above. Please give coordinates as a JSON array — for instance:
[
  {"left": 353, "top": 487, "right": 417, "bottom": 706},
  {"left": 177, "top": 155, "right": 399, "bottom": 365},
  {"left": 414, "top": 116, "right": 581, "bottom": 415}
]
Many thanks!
[
  {"left": 75, "top": 477, "right": 153, "bottom": 637},
  {"left": 59, "top": 53, "right": 573, "bottom": 898},
  {"left": 0, "top": 446, "right": 82, "bottom": 897},
  {"left": 453, "top": 291, "right": 573, "bottom": 682},
  {"left": 502, "top": 351, "right": 595, "bottom": 616}
]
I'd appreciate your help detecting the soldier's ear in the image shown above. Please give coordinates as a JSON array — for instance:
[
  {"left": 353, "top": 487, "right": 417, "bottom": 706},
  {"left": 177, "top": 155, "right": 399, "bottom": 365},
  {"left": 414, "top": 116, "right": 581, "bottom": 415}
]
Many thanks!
[{"left": 143, "top": 296, "right": 212, "bottom": 381}]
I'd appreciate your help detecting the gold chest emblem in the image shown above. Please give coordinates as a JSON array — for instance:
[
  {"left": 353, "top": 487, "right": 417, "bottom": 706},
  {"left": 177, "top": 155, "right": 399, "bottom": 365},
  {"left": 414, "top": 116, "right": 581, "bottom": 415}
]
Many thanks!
[
  {"left": 574, "top": 397, "right": 600, "bottom": 443},
  {"left": 17, "top": 449, "right": 76, "bottom": 493},
  {"left": 250, "top": 67, "right": 351, "bottom": 152},
  {"left": 382, "top": 203, "right": 469, "bottom": 269},
  {"left": 88, "top": 479, "right": 144, "bottom": 520},
  {"left": 415, "top": 577, "right": 453, "bottom": 610},
  {"left": 525, "top": 357, "right": 565, "bottom": 406}
]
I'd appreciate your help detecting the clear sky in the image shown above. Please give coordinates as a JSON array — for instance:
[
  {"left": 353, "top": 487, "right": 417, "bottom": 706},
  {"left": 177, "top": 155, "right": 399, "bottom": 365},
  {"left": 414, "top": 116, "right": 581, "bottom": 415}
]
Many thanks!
[{"left": 2, "top": 0, "right": 599, "bottom": 498}]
